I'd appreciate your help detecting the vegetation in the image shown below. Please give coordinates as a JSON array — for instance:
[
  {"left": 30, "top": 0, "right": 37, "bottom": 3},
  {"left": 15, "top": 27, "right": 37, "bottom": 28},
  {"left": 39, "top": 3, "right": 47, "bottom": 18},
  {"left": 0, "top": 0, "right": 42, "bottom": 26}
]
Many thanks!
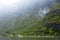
[
  {"left": 0, "top": 3, "right": 60, "bottom": 36},
  {"left": 42, "top": 3, "right": 60, "bottom": 36},
  {"left": 19, "top": 3, "right": 60, "bottom": 36}
]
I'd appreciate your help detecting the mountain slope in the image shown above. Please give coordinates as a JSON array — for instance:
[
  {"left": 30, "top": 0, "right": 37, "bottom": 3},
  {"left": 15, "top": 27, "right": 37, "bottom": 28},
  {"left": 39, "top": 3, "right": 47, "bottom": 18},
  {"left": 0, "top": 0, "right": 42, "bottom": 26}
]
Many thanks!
[
  {"left": 0, "top": 0, "right": 59, "bottom": 36},
  {"left": 20, "top": 3, "right": 60, "bottom": 36},
  {"left": 42, "top": 3, "right": 60, "bottom": 36}
]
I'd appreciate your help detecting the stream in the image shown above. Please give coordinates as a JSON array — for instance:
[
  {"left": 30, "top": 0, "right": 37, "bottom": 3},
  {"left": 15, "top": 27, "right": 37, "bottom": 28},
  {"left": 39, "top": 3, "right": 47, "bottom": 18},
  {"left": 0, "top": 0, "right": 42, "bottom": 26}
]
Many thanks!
[{"left": 0, "top": 36, "right": 60, "bottom": 40}]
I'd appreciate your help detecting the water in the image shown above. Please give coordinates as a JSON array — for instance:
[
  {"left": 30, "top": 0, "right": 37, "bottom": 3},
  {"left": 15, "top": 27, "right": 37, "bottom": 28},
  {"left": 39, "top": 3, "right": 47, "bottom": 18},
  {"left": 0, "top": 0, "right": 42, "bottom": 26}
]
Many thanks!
[{"left": 0, "top": 36, "right": 60, "bottom": 40}]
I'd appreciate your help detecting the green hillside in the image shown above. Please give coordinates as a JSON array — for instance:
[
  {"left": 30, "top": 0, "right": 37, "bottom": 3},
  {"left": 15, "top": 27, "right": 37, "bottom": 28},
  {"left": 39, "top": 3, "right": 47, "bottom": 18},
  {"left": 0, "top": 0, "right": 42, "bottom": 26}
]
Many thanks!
[
  {"left": 42, "top": 3, "right": 60, "bottom": 36},
  {"left": 3, "top": 3, "right": 60, "bottom": 36},
  {"left": 20, "top": 3, "right": 60, "bottom": 36}
]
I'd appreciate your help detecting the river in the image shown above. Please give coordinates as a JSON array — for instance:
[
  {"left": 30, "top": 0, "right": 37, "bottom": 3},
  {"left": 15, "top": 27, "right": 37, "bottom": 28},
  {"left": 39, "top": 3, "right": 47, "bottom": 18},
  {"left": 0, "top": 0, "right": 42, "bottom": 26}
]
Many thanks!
[{"left": 0, "top": 36, "right": 60, "bottom": 40}]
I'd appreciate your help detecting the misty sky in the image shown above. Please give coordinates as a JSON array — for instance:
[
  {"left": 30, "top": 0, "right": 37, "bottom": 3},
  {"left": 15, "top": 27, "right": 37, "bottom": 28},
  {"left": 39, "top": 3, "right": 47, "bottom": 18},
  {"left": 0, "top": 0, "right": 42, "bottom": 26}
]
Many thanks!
[
  {"left": 0, "top": 0, "right": 56, "bottom": 17},
  {"left": 0, "top": 0, "right": 57, "bottom": 31}
]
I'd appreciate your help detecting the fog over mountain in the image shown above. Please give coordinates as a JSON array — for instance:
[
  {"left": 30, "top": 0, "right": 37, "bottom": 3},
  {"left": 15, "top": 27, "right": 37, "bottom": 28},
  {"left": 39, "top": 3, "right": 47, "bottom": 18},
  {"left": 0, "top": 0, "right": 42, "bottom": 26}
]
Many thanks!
[
  {"left": 0, "top": 0, "right": 58, "bottom": 32},
  {"left": 0, "top": 0, "right": 56, "bottom": 17}
]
